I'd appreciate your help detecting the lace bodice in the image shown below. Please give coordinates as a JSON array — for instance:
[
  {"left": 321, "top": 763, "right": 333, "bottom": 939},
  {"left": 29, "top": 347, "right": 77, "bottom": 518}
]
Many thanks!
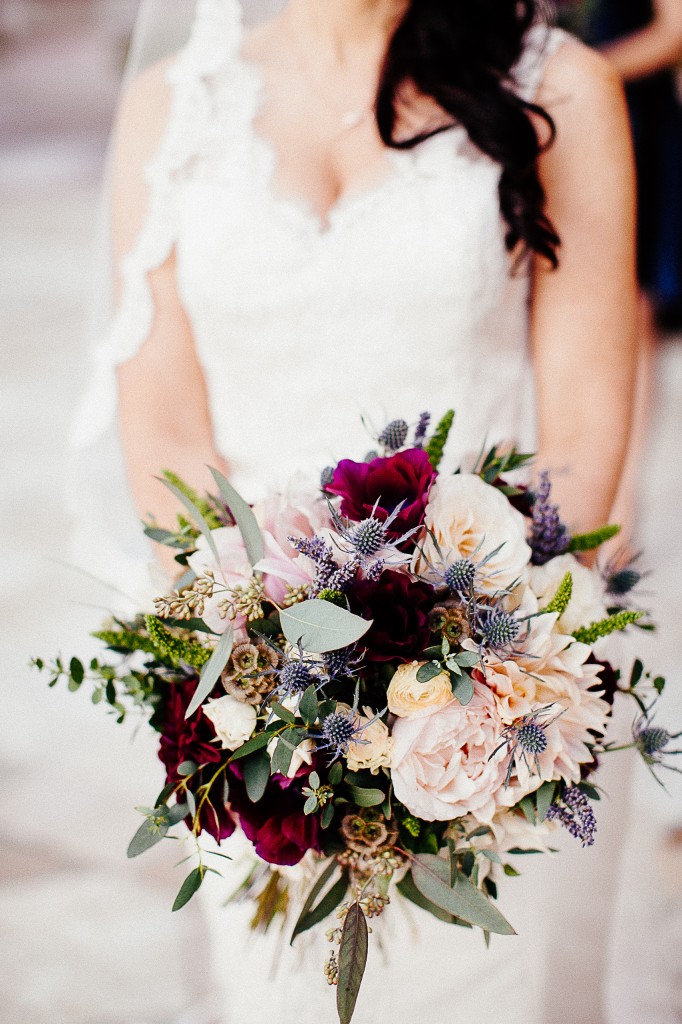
[{"left": 73, "top": 0, "right": 570, "bottom": 502}]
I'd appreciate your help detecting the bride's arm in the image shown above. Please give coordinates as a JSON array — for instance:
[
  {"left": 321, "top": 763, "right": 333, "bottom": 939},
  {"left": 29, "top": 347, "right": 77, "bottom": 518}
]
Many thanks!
[
  {"left": 531, "top": 41, "right": 638, "bottom": 535},
  {"left": 110, "top": 62, "right": 229, "bottom": 532}
]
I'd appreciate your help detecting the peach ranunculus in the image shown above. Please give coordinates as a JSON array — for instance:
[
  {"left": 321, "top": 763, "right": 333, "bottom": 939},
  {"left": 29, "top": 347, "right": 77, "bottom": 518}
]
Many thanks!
[
  {"left": 347, "top": 707, "right": 393, "bottom": 774},
  {"left": 412, "top": 473, "right": 531, "bottom": 595},
  {"left": 387, "top": 661, "right": 453, "bottom": 719},
  {"left": 390, "top": 684, "right": 507, "bottom": 823}
]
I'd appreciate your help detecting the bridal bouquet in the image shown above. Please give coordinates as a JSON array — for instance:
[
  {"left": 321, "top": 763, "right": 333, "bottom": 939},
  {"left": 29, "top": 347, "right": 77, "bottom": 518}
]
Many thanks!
[{"left": 35, "top": 411, "right": 678, "bottom": 1023}]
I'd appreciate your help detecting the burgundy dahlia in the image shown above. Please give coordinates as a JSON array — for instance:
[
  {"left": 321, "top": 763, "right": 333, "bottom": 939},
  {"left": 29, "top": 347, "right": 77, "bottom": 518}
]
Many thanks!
[
  {"left": 351, "top": 572, "right": 434, "bottom": 663},
  {"left": 328, "top": 448, "right": 435, "bottom": 542},
  {"left": 157, "top": 677, "right": 236, "bottom": 842},
  {"left": 229, "top": 764, "right": 321, "bottom": 866}
]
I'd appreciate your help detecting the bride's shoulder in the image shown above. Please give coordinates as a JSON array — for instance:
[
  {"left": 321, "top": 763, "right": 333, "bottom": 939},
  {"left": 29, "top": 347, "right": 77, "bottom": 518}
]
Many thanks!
[
  {"left": 536, "top": 32, "right": 625, "bottom": 118},
  {"left": 115, "top": 56, "right": 177, "bottom": 154}
]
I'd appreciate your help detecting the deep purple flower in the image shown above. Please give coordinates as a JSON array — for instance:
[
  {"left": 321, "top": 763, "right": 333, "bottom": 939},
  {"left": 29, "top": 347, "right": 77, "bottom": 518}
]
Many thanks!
[
  {"left": 530, "top": 470, "right": 570, "bottom": 565},
  {"left": 351, "top": 572, "right": 434, "bottom": 663},
  {"left": 228, "top": 763, "right": 321, "bottom": 866},
  {"left": 328, "top": 449, "right": 435, "bottom": 542},
  {"left": 157, "top": 677, "right": 237, "bottom": 842},
  {"left": 547, "top": 786, "right": 597, "bottom": 847}
]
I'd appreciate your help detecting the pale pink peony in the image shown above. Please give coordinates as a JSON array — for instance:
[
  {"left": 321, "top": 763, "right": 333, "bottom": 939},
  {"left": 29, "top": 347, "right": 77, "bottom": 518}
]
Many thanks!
[{"left": 391, "top": 683, "right": 507, "bottom": 823}]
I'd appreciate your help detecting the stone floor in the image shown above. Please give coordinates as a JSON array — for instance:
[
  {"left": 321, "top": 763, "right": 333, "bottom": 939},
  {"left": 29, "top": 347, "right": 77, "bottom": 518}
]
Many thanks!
[{"left": 1, "top": 6, "right": 681, "bottom": 1023}]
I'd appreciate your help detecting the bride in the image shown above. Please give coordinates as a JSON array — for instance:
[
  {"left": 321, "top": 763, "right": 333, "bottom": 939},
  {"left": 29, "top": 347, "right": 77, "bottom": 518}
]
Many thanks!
[{"left": 74, "top": 0, "right": 638, "bottom": 1019}]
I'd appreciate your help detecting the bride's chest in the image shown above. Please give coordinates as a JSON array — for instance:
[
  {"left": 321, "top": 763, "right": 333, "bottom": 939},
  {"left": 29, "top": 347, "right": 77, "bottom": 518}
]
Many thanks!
[{"left": 174, "top": 127, "right": 512, "bottom": 318}]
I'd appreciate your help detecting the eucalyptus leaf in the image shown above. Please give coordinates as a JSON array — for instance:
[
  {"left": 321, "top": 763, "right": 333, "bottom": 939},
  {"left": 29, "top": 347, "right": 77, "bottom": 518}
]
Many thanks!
[
  {"left": 299, "top": 684, "right": 319, "bottom": 726},
  {"left": 329, "top": 762, "right": 343, "bottom": 786},
  {"left": 159, "top": 476, "right": 219, "bottom": 563},
  {"left": 172, "top": 866, "right": 204, "bottom": 912},
  {"left": 290, "top": 858, "right": 338, "bottom": 944},
  {"left": 280, "top": 600, "right": 372, "bottom": 654},
  {"left": 127, "top": 818, "right": 167, "bottom": 858},
  {"left": 337, "top": 903, "right": 368, "bottom": 1024},
  {"left": 321, "top": 802, "right": 335, "bottom": 829},
  {"left": 411, "top": 854, "right": 516, "bottom": 935},
  {"left": 243, "top": 752, "right": 271, "bottom": 803},
  {"left": 454, "top": 651, "right": 480, "bottom": 668},
  {"left": 69, "top": 657, "right": 84, "bottom": 685},
  {"left": 271, "top": 737, "right": 295, "bottom": 777},
  {"left": 177, "top": 760, "right": 197, "bottom": 777},
  {"left": 185, "top": 789, "right": 196, "bottom": 818},
  {"left": 292, "top": 872, "right": 349, "bottom": 942},
  {"left": 185, "top": 624, "right": 234, "bottom": 719},
  {"left": 396, "top": 871, "right": 456, "bottom": 924},
  {"left": 535, "top": 781, "right": 557, "bottom": 823},
  {"left": 304, "top": 795, "right": 318, "bottom": 815},
  {"left": 270, "top": 701, "right": 296, "bottom": 724},
  {"left": 450, "top": 671, "right": 474, "bottom": 706},
  {"left": 518, "top": 796, "right": 537, "bottom": 825},
  {"left": 227, "top": 732, "right": 271, "bottom": 761},
  {"left": 167, "top": 802, "right": 190, "bottom": 826},
  {"left": 346, "top": 785, "right": 385, "bottom": 808},
  {"left": 210, "top": 467, "right": 264, "bottom": 567},
  {"left": 416, "top": 661, "right": 444, "bottom": 683}
]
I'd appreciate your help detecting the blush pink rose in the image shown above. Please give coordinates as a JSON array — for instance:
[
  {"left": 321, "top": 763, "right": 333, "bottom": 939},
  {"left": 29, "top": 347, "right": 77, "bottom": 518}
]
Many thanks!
[{"left": 391, "top": 683, "right": 506, "bottom": 823}]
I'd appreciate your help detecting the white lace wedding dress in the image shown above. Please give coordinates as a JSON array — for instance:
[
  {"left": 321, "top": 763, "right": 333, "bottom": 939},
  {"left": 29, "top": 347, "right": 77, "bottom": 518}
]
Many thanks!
[{"left": 72, "top": 2, "right": 579, "bottom": 1020}]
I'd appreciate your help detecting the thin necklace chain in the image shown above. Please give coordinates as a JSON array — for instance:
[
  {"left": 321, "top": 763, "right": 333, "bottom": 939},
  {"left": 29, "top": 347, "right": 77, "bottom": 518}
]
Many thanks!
[{"left": 286, "top": 25, "right": 378, "bottom": 133}]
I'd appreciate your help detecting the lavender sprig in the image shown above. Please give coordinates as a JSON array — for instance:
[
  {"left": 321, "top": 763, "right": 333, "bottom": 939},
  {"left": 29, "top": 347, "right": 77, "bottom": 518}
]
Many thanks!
[{"left": 530, "top": 471, "right": 570, "bottom": 566}]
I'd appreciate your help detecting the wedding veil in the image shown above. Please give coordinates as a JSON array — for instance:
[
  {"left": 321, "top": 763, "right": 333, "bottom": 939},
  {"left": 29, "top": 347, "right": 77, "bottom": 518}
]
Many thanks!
[{"left": 67, "top": 0, "right": 286, "bottom": 609}]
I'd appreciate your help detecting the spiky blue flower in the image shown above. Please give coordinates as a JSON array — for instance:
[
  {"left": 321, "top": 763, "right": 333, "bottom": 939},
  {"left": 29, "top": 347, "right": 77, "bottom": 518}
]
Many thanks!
[
  {"left": 413, "top": 411, "right": 431, "bottom": 448},
  {"left": 444, "top": 558, "right": 476, "bottom": 594},
  {"left": 378, "top": 419, "right": 409, "bottom": 452},
  {"left": 632, "top": 707, "right": 682, "bottom": 784},
  {"left": 547, "top": 786, "right": 597, "bottom": 847},
  {"left": 478, "top": 607, "right": 520, "bottom": 650},
  {"left": 279, "top": 659, "right": 313, "bottom": 696},
  {"left": 347, "top": 518, "right": 387, "bottom": 557},
  {"left": 323, "top": 645, "right": 362, "bottom": 680},
  {"left": 320, "top": 710, "right": 359, "bottom": 759},
  {"left": 492, "top": 704, "right": 564, "bottom": 786},
  {"left": 530, "top": 471, "right": 569, "bottom": 566},
  {"left": 320, "top": 466, "right": 336, "bottom": 490},
  {"left": 516, "top": 721, "right": 548, "bottom": 756}
]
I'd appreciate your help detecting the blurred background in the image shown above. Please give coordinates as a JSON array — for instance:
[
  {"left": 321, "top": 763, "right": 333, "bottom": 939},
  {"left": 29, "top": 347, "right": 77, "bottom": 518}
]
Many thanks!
[{"left": 0, "top": 1, "right": 681, "bottom": 1022}]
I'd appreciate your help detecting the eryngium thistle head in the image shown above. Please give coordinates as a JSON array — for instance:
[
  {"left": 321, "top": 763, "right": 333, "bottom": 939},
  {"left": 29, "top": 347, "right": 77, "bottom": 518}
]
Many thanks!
[
  {"left": 516, "top": 721, "right": 548, "bottom": 756},
  {"left": 479, "top": 608, "right": 520, "bottom": 649},
  {"left": 347, "top": 517, "right": 387, "bottom": 557},
  {"left": 279, "top": 658, "right": 313, "bottom": 695},
  {"left": 636, "top": 725, "right": 671, "bottom": 757},
  {"left": 323, "top": 646, "right": 359, "bottom": 679},
  {"left": 378, "top": 419, "right": 409, "bottom": 452},
  {"left": 444, "top": 558, "right": 476, "bottom": 593},
  {"left": 320, "top": 465, "right": 336, "bottom": 490},
  {"left": 321, "top": 710, "right": 358, "bottom": 755}
]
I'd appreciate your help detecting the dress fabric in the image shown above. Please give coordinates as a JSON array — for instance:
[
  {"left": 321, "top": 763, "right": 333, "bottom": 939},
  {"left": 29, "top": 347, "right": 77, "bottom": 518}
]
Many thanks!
[{"left": 74, "top": 2, "right": 575, "bottom": 1019}]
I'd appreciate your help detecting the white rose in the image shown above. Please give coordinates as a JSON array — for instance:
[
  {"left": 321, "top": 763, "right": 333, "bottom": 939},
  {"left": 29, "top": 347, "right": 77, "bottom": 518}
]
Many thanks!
[
  {"left": 347, "top": 707, "right": 393, "bottom": 774},
  {"left": 412, "top": 474, "right": 531, "bottom": 595},
  {"left": 267, "top": 736, "right": 315, "bottom": 778},
  {"left": 529, "top": 553, "right": 607, "bottom": 636},
  {"left": 204, "top": 694, "right": 257, "bottom": 750}
]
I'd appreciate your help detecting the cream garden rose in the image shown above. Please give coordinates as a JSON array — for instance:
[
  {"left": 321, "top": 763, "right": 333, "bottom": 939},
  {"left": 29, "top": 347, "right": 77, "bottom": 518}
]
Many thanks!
[
  {"left": 347, "top": 707, "right": 393, "bottom": 774},
  {"left": 203, "top": 694, "right": 257, "bottom": 750},
  {"left": 529, "top": 552, "right": 607, "bottom": 636},
  {"left": 387, "top": 661, "right": 453, "bottom": 719},
  {"left": 412, "top": 473, "right": 531, "bottom": 595}
]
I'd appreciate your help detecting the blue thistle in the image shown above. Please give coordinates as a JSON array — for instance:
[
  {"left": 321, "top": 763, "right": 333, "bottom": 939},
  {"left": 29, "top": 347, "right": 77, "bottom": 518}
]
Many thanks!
[
  {"left": 444, "top": 558, "right": 477, "bottom": 595},
  {"left": 378, "top": 419, "right": 409, "bottom": 452},
  {"left": 547, "top": 786, "right": 597, "bottom": 847},
  {"left": 320, "top": 466, "right": 336, "bottom": 490},
  {"left": 516, "top": 721, "right": 548, "bottom": 756},
  {"left": 632, "top": 707, "right": 682, "bottom": 785},
  {"left": 328, "top": 498, "right": 419, "bottom": 572},
  {"left": 279, "top": 658, "right": 313, "bottom": 696},
  {"left": 530, "top": 471, "right": 570, "bottom": 566},
  {"left": 347, "top": 517, "right": 387, "bottom": 557},
  {"left": 323, "top": 645, "right": 362, "bottom": 680},
  {"left": 491, "top": 704, "right": 565, "bottom": 785},
  {"left": 478, "top": 607, "right": 521, "bottom": 651},
  {"left": 320, "top": 710, "right": 360, "bottom": 760}
]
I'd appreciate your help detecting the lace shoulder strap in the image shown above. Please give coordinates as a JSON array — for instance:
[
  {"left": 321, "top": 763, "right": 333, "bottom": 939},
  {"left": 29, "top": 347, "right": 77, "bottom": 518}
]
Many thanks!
[
  {"left": 512, "top": 24, "right": 573, "bottom": 104},
  {"left": 71, "top": 0, "right": 244, "bottom": 448}
]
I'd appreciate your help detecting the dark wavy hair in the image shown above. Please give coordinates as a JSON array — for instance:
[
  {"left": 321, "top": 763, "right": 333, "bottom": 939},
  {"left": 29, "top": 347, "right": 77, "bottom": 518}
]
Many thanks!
[{"left": 377, "top": 0, "right": 560, "bottom": 266}]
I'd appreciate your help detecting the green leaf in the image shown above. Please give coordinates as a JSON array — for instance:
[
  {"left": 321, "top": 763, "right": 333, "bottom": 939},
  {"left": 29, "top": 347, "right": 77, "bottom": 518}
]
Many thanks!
[
  {"left": 411, "top": 855, "right": 516, "bottom": 935},
  {"left": 177, "top": 760, "right": 197, "bottom": 777},
  {"left": 416, "top": 661, "right": 444, "bottom": 683},
  {"left": 69, "top": 657, "right": 84, "bottom": 685},
  {"left": 172, "top": 866, "right": 204, "bottom": 912},
  {"left": 159, "top": 476, "right": 220, "bottom": 563},
  {"left": 304, "top": 795, "right": 318, "bottom": 815},
  {"left": 653, "top": 675, "right": 666, "bottom": 695},
  {"left": 127, "top": 817, "right": 168, "bottom": 858},
  {"left": 568, "top": 523, "right": 620, "bottom": 553},
  {"left": 271, "top": 737, "right": 297, "bottom": 777},
  {"left": 450, "top": 671, "right": 474, "bottom": 706},
  {"left": 299, "top": 684, "right": 319, "bottom": 726},
  {"left": 296, "top": 871, "right": 349, "bottom": 942},
  {"left": 466, "top": 825, "right": 492, "bottom": 840},
  {"left": 535, "top": 781, "right": 557, "bottom": 823},
  {"left": 185, "top": 624, "right": 234, "bottom": 719},
  {"left": 243, "top": 752, "right": 271, "bottom": 803},
  {"left": 507, "top": 847, "right": 543, "bottom": 855},
  {"left": 577, "top": 783, "right": 601, "bottom": 801},
  {"left": 397, "top": 871, "right": 456, "bottom": 924},
  {"left": 345, "top": 785, "right": 385, "bottom": 808},
  {"left": 503, "top": 864, "right": 521, "bottom": 877},
  {"left": 518, "top": 796, "right": 537, "bottom": 825},
  {"left": 280, "top": 600, "right": 372, "bottom": 654},
  {"left": 629, "top": 659, "right": 644, "bottom": 688},
  {"left": 270, "top": 701, "right": 296, "bottom": 724},
  {"left": 321, "top": 802, "right": 335, "bottom": 829},
  {"left": 290, "top": 858, "right": 338, "bottom": 943},
  {"left": 309, "top": 771, "right": 321, "bottom": 789},
  {"left": 166, "top": 802, "right": 190, "bottom": 825},
  {"left": 337, "top": 903, "right": 369, "bottom": 1024},
  {"left": 227, "top": 732, "right": 272, "bottom": 761},
  {"left": 209, "top": 467, "right": 264, "bottom": 567},
  {"left": 454, "top": 651, "right": 480, "bottom": 668},
  {"left": 329, "top": 762, "right": 343, "bottom": 786}
]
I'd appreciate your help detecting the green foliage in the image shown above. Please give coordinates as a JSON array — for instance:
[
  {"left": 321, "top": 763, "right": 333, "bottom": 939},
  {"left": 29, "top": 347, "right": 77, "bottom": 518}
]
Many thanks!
[
  {"left": 425, "top": 409, "right": 455, "bottom": 470},
  {"left": 572, "top": 610, "right": 644, "bottom": 645},
  {"left": 317, "top": 589, "right": 347, "bottom": 607},
  {"left": 172, "top": 866, "right": 205, "bottom": 911},
  {"left": 161, "top": 470, "right": 223, "bottom": 528},
  {"left": 337, "top": 903, "right": 369, "bottom": 1024},
  {"left": 185, "top": 623, "right": 234, "bottom": 719},
  {"left": 92, "top": 628, "right": 159, "bottom": 657},
  {"left": 242, "top": 752, "right": 271, "bottom": 803},
  {"left": 541, "top": 572, "right": 573, "bottom": 617},
  {"left": 291, "top": 865, "right": 349, "bottom": 944},
  {"left": 280, "top": 600, "right": 372, "bottom": 654},
  {"left": 476, "top": 443, "right": 534, "bottom": 484},
  {"left": 411, "top": 854, "right": 515, "bottom": 935},
  {"left": 568, "top": 523, "right": 621, "bottom": 552},
  {"left": 144, "top": 615, "right": 210, "bottom": 668},
  {"left": 209, "top": 467, "right": 264, "bottom": 567},
  {"left": 291, "top": 859, "right": 340, "bottom": 943}
]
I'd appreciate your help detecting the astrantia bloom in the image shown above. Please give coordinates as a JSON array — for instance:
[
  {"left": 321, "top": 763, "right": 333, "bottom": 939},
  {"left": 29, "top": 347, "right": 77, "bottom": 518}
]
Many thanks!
[
  {"left": 391, "top": 685, "right": 507, "bottom": 822},
  {"left": 413, "top": 473, "right": 531, "bottom": 595},
  {"left": 327, "top": 448, "right": 435, "bottom": 542}
]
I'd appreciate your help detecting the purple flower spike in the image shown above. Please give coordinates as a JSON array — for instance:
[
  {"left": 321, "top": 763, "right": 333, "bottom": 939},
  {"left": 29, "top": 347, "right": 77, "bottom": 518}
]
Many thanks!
[{"left": 530, "top": 471, "right": 570, "bottom": 566}]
